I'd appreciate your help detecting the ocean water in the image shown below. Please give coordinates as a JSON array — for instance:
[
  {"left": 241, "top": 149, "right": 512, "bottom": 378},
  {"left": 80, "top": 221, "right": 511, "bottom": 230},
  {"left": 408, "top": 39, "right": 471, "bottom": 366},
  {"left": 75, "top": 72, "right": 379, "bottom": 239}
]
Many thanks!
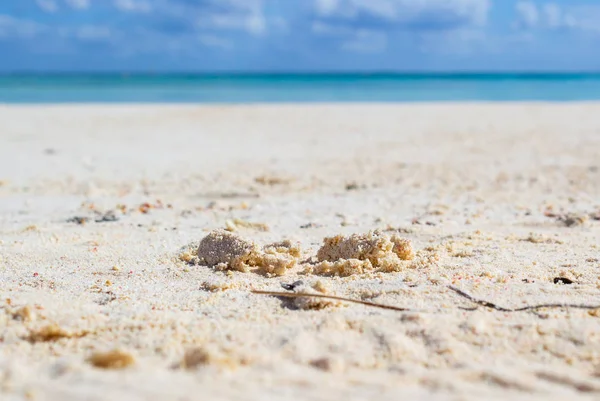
[{"left": 1, "top": 73, "right": 600, "bottom": 103}]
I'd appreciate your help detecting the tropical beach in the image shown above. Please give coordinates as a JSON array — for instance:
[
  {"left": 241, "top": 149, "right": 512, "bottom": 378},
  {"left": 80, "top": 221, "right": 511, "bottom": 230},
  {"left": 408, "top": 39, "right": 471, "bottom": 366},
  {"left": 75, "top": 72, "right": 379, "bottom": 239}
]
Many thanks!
[
  {"left": 2, "top": 103, "right": 600, "bottom": 400},
  {"left": 3, "top": 0, "right": 600, "bottom": 399}
]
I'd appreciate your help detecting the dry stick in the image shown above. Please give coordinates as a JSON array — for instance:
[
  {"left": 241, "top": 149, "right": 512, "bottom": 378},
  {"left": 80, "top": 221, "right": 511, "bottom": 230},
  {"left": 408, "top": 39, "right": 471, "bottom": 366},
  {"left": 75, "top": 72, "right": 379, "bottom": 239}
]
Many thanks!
[
  {"left": 447, "top": 285, "right": 600, "bottom": 312},
  {"left": 251, "top": 290, "right": 412, "bottom": 312},
  {"left": 252, "top": 287, "right": 600, "bottom": 314}
]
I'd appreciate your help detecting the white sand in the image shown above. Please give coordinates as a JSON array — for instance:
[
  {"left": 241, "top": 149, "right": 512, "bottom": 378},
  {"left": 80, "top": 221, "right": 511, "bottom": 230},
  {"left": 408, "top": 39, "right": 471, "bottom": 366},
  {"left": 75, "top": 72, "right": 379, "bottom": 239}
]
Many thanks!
[{"left": 1, "top": 103, "right": 600, "bottom": 400}]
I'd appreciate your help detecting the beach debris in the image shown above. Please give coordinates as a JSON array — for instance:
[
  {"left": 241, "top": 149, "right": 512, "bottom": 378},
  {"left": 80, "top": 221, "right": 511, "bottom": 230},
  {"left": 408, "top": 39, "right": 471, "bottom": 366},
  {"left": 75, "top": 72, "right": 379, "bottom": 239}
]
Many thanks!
[
  {"left": 224, "top": 218, "right": 269, "bottom": 232},
  {"left": 544, "top": 208, "right": 590, "bottom": 227},
  {"left": 67, "top": 216, "right": 91, "bottom": 225},
  {"left": 310, "top": 357, "right": 345, "bottom": 372},
  {"left": 307, "top": 230, "right": 415, "bottom": 276},
  {"left": 383, "top": 225, "right": 413, "bottom": 234},
  {"left": 199, "top": 192, "right": 260, "bottom": 200},
  {"left": 88, "top": 350, "right": 135, "bottom": 369},
  {"left": 281, "top": 280, "right": 304, "bottom": 291},
  {"left": 410, "top": 209, "right": 440, "bottom": 226},
  {"left": 254, "top": 175, "right": 292, "bottom": 186},
  {"left": 26, "top": 324, "right": 87, "bottom": 343},
  {"left": 561, "top": 213, "right": 588, "bottom": 227},
  {"left": 280, "top": 280, "right": 340, "bottom": 310},
  {"left": 196, "top": 230, "right": 301, "bottom": 276},
  {"left": 180, "top": 209, "right": 194, "bottom": 217},
  {"left": 67, "top": 210, "right": 119, "bottom": 225},
  {"left": 535, "top": 371, "right": 600, "bottom": 393},
  {"left": 181, "top": 347, "right": 212, "bottom": 369},
  {"left": 553, "top": 277, "right": 574, "bottom": 285},
  {"left": 252, "top": 288, "right": 411, "bottom": 312},
  {"left": 95, "top": 210, "right": 119, "bottom": 223},
  {"left": 13, "top": 305, "right": 35, "bottom": 322},
  {"left": 138, "top": 202, "right": 154, "bottom": 214},
  {"left": 345, "top": 181, "right": 365, "bottom": 191},
  {"left": 178, "top": 346, "right": 250, "bottom": 369},
  {"left": 254, "top": 284, "right": 600, "bottom": 314},
  {"left": 447, "top": 286, "right": 600, "bottom": 312},
  {"left": 300, "top": 222, "right": 323, "bottom": 229},
  {"left": 27, "top": 324, "right": 70, "bottom": 343},
  {"left": 138, "top": 200, "right": 171, "bottom": 214},
  {"left": 521, "top": 233, "right": 564, "bottom": 244},
  {"left": 22, "top": 225, "right": 38, "bottom": 232},
  {"left": 67, "top": 199, "right": 174, "bottom": 225}
]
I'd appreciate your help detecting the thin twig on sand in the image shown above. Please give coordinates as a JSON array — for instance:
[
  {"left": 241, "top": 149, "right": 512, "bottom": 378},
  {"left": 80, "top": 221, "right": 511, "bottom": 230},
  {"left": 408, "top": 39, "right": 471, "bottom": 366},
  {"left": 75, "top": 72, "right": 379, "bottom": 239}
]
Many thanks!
[
  {"left": 251, "top": 290, "right": 412, "bottom": 312},
  {"left": 447, "top": 285, "right": 600, "bottom": 312},
  {"left": 252, "top": 286, "right": 600, "bottom": 314}
]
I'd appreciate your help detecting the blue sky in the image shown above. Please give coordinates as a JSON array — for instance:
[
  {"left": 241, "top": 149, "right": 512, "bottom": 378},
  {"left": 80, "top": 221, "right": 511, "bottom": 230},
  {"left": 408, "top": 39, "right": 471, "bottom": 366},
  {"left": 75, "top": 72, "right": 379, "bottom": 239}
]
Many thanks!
[{"left": 0, "top": 0, "right": 599, "bottom": 72}]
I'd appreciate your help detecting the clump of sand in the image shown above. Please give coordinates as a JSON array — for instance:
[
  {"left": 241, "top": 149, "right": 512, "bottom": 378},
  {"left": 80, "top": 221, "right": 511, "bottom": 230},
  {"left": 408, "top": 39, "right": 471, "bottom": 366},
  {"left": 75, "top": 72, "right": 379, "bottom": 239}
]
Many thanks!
[
  {"left": 308, "top": 230, "right": 415, "bottom": 276},
  {"left": 196, "top": 230, "right": 301, "bottom": 276},
  {"left": 87, "top": 349, "right": 135, "bottom": 369},
  {"left": 287, "top": 280, "right": 341, "bottom": 310},
  {"left": 193, "top": 229, "right": 422, "bottom": 277},
  {"left": 197, "top": 230, "right": 260, "bottom": 272}
]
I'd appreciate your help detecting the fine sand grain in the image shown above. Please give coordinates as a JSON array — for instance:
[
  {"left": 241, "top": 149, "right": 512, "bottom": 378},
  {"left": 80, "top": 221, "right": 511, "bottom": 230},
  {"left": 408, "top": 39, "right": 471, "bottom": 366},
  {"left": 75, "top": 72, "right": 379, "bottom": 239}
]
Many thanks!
[{"left": 1, "top": 103, "right": 600, "bottom": 400}]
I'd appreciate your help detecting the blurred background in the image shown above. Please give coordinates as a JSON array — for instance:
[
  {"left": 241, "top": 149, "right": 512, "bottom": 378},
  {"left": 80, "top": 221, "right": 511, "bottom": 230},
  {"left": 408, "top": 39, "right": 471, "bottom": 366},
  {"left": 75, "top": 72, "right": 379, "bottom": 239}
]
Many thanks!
[{"left": 1, "top": 0, "right": 599, "bottom": 102}]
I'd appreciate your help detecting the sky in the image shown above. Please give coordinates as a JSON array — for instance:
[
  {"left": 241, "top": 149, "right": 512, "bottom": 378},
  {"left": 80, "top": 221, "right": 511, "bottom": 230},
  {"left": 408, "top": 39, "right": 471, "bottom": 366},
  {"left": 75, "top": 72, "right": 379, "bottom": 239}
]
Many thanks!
[{"left": 0, "top": 0, "right": 599, "bottom": 72}]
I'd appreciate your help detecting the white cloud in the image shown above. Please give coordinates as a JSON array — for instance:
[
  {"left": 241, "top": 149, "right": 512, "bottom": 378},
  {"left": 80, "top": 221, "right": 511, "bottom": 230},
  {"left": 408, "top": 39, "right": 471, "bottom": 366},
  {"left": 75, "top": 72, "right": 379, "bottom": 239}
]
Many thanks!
[
  {"left": 543, "top": 3, "right": 561, "bottom": 28},
  {"left": 114, "top": 0, "right": 152, "bottom": 13},
  {"left": 313, "top": 0, "right": 491, "bottom": 53},
  {"left": 515, "top": 2, "right": 600, "bottom": 33},
  {"left": 314, "top": 0, "right": 491, "bottom": 27},
  {"left": 542, "top": 3, "right": 580, "bottom": 29},
  {"left": 515, "top": 1, "right": 538, "bottom": 28},
  {"left": 196, "top": 0, "right": 269, "bottom": 36},
  {"left": 568, "top": 6, "right": 600, "bottom": 33},
  {"left": 0, "top": 15, "right": 44, "bottom": 38},
  {"left": 315, "top": 0, "right": 341, "bottom": 15},
  {"left": 65, "top": 0, "right": 90, "bottom": 10},
  {"left": 36, "top": 0, "right": 59, "bottom": 13},
  {"left": 199, "top": 13, "right": 265, "bottom": 35},
  {"left": 246, "top": 13, "right": 266, "bottom": 35},
  {"left": 312, "top": 22, "right": 387, "bottom": 53}
]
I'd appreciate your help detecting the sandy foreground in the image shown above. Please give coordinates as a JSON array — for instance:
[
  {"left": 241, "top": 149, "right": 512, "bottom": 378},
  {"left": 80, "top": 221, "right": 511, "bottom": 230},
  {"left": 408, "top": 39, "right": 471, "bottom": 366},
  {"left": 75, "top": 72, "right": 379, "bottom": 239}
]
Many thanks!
[{"left": 1, "top": 103, "right": 600, "bottom": 400}]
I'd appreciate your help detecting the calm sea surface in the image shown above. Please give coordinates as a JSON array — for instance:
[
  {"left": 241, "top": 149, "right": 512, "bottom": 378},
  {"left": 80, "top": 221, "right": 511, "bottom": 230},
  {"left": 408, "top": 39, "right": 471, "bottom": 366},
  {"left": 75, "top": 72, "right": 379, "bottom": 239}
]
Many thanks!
[{"left": 1, "top": 73, "right": 600, "bottom": 103}]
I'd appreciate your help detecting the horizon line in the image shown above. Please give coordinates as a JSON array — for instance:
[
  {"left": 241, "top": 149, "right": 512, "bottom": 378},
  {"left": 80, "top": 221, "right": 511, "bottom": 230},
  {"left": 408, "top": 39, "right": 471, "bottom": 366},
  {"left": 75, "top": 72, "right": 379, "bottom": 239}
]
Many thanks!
[{"left": 2, "top": 70, "right": 600, "bottom": 76}]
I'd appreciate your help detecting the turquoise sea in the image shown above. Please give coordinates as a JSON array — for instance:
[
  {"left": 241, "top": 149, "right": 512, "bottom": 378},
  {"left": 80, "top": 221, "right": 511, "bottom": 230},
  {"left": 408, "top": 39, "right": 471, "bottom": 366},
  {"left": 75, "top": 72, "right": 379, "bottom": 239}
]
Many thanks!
[{"left": 1, "top": 73, "right": 600, "bottom": 103}]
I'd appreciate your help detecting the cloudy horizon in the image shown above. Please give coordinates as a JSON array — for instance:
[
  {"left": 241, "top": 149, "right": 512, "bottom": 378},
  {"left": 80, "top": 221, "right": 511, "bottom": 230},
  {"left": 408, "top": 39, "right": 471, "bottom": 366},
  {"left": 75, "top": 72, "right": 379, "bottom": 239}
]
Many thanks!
[{"left": 1, "top": 0, "right": 599, "bottom": 72}]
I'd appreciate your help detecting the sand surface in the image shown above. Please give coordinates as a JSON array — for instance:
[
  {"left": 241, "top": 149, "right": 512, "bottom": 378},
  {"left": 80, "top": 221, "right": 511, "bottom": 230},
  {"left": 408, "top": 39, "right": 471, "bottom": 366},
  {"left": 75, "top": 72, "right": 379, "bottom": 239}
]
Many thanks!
[{"left": 1, "top": 103, "right": 600, "bottom": 400}]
